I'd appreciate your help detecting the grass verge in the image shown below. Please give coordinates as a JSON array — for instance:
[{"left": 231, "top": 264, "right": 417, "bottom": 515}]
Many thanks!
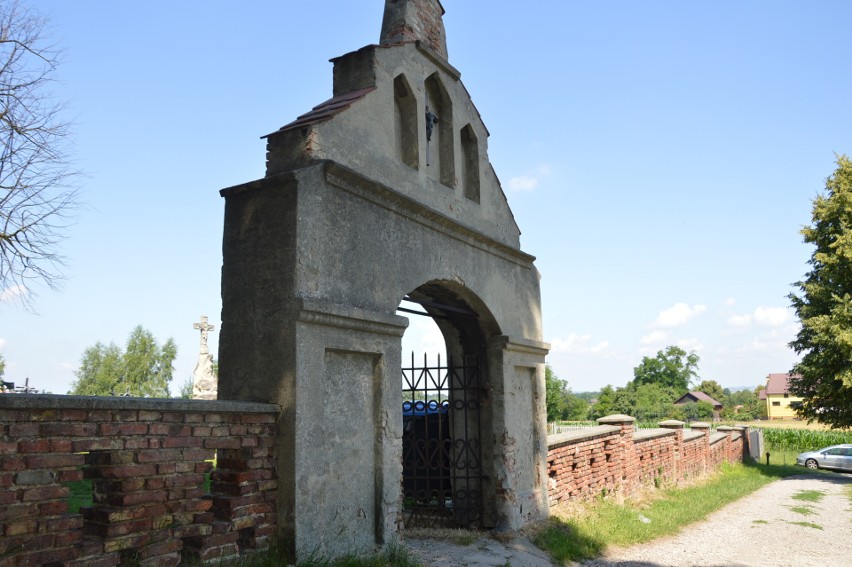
[{"left": 534, "top": 460, "right": 802, "bottom": 564}]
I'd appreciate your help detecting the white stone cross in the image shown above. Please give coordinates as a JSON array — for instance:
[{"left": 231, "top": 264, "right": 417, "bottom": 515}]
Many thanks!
[{"left": 193, "top": 315, "right": 216, "bottom": 355}]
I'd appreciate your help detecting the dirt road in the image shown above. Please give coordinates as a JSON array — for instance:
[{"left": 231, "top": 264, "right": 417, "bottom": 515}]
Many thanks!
[{"left": 579, "top": 473, "right": 852, "bottom": 567}]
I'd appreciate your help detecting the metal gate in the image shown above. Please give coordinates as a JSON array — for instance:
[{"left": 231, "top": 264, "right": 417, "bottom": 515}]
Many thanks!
[{"left": 401, "top": 353, "right": 483, "bottom": 528}]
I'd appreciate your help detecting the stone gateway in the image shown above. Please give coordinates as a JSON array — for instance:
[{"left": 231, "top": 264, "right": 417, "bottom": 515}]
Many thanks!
[{"left": 218, "top": 0, "right": 550, "bottom": 560}]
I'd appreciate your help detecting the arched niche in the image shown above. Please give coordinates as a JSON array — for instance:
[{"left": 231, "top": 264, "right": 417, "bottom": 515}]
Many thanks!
[
  {"left": 394, "top": 74, "right": 418, "bottom": 169},
  {"left": 424, "top": 73, "right": 454, "bottom": 188},
  {"left": 460, "top": 124, "right": 480, "bottom": 203}
]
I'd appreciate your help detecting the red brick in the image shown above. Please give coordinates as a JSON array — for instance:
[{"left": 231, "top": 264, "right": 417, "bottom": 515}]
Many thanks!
[
  {"left": 58, "top": 469, "right": 84, "bottom": 483},
  {"left": 22, "top": 485, "right": 67, "bottom": 501},
  {"left": 137, "top": 410, "right": 162, "bottom": 421},
  {"left": 41, "top": 423, "right": 97, "bottom": 436},
  {"left": 136, "top": 538, "right": 182, "bottom": 559},
  {"left": 106, "top": 490, "right": 168, "bottom": 506},
  {"left": 72, "top": 438, "right": 125, "bottom": 452},
  {"left": 147, "top": 423, "right": 170, "bottom": 435},
  {"left": 3, "top": 519, "right": 38, "bottom": 536},
  {"left": 45, "top": 514, "right": 84, "bottom": 531},
  {"left": 56, "top": 409, "right": 87, "bottom": 421},
  {"left": 162, "top": 436, "right": 203, "bottom": 449},
  {"left": 192, "top": 425, "right": 212, "bottom": 436},
  {"left": 113, "top": 410, "right": 138, "bottom": 421},
  {"left": 204, "top": 438, "right": 241, "bottom": 450},
  {"left": 26, "top": 453, "right": 84, "bottom": 469},
  {"left": 100, "top": 423, "right": 148, "bottom": 436},
  {"left": 0, "top": 456, "right": 25, "bottom": 472},
  {"left": 8, "top": 423, "right": 40, "bottom": 437},
  {"left": 182, "top": 413, "right": 204, "bottom": 423},
  {"left": 99, "top": 464, "right": 157, "bottom": 478},
  {"left": 39, "top": 500, "right": 69, "bottom": 516}
]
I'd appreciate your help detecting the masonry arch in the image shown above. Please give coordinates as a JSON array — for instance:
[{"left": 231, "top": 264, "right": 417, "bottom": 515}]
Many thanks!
[{"left": 398, "top": 280, "right": 501, "bottom": 529}]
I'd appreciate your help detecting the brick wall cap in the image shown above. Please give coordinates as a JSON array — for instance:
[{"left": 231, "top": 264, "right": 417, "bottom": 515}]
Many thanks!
[
  {"left": 547, "top": 425, "right": 620, "bottom": 448},
  {"left": 690, "top": 422, "right": 711, "bottom": 429},
  {"left": 597, "top": 414, "right": 635, "bottom": 424},
  {"left": 0, "top": 393, "right": 279, "bottom": 414},
  {"left": 715, "top": 425, "right": 734, "bottom": 431},
  {"left": 634, "top": 428, "right": 675, "bottom": 440},
  {"left": 658, "top": 419, "right": 685, "bottom": 428}
]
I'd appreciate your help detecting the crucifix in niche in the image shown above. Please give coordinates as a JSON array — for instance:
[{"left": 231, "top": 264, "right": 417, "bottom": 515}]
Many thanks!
[{"left": 425, "top": 105, "right": 439, "bottom": 166}]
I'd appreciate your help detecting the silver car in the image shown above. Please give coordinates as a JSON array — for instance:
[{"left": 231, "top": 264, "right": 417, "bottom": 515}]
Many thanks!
[{"left": 796, "top": 444, "right": 852, "bottom": 472}]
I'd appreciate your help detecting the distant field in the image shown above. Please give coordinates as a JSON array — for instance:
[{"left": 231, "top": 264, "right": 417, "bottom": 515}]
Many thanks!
[{"left": 738, "top": 420, "right": 845, "bottom": 431}]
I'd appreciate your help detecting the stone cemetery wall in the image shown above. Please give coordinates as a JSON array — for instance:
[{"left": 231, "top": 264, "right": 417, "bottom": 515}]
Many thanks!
[
  {"left": 0, "top": 395, "right": 277, "bottom": 567},
  {"left": 546, "top": 415, "right": 749, "bottom": 506}
]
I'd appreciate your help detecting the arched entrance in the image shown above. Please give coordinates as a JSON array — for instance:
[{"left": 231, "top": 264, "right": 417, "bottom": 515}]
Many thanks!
[{"left": 398, "top": 281, "right": 500, "bottom": 528}]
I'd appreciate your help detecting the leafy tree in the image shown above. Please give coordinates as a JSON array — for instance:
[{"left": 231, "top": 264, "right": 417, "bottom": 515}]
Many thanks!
[
  {"left": 789, "top": 155, "right": 852, "bottom": 428},
  {"left": 69, "top": 326, "right": 177, "bottom": 397},
  {"left": 0, "top": 1, "right": 78, "bottom": 304},
  {"left": 682, "top": 400, "right": 714, "bottom": 421},
  {"left": 545, "top": 365, "right": 589, "bottom": 421},
  {"left": 633, "top": 346, "right": 699, "bottom": 394},
  {"left": 0, "top": 352, "right": 4, "bottom": 378},
  {"left": 589, "top": 385, "right": 618, "bottom": 419},
  {"left": 697, "top": 380, "right": 725, "bottom": 405},
  {"left": 178, "top": 377, "right": 193, "bottom": 399}
]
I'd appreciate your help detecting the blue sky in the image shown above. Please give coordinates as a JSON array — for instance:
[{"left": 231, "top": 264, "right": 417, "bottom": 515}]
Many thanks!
[{"left": 1, "top": 1, "right": 850, "bottom": 394}]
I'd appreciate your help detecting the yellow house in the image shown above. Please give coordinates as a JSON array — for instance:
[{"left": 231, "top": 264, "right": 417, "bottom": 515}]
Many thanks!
[{"left": 763, "top": 373, "right": 804, "bottom": 419}]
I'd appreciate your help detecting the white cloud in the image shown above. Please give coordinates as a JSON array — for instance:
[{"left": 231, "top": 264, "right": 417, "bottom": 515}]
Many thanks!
[
  {"left": 590, "top": 341, "right": 610, "bottom": 354},
  {"left": 0, "top": 285, "right": 26, "bottom": 303},
  {"left": 652, "top": 303, "right": 707, "bottom": 328},
  {"left": 676, "top": 338, "right": 704, "bottom": 351},
  {"left": 727, "top": 306, "right": 792, "bottom": 329},
  {"left": 59, "top": 362, "right": 75, "bottom": 371},
  {"left": 507, "top": 164, "right": 551, "bottom": 192},
  {"left": 727, "top": 314, "right": 752, "bottom": 327},
  {"left": 0, "top": 338, "right": 6, "bottom": 349},
  {"left": 722, "top": 298, "right": 737, "bottom": 307},
  {"left": 754, "top": 306, "right": 791, "bottom": 327},
  {"left": 507, "top": 175, "right": 539, "bottom": 192},
  {"left": 550, "top": 333, "right": 609, "bottom": 355},
  {"left": 640, "top": 330, "right": 668, "bottom": 345}
]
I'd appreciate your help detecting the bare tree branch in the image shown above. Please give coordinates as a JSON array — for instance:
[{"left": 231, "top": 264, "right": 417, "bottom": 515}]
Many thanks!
[{"left": 0, "top": 0, "right": 78, "bottom": 308}]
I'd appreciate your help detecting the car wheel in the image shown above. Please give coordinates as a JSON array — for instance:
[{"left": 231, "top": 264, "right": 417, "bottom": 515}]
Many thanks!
[{"left": 805, "top": 459, "right": 819, "bottom": 470}]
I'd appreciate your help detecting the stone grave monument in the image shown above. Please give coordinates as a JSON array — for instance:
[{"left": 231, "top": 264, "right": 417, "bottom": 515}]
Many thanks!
[{"left": 191, "top": 315, "right": 217, "bottom": 400}]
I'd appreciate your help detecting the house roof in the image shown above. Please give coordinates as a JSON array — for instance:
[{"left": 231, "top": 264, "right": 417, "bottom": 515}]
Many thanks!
[
  {"left": 674, "top": 391, "right": 723, "bottom": 408},
  {"left": 758, "top": 389, "right": 767, "bottom": 400},
  {"left": 765, "top": 373, "right": 799, "bottom": 395}
]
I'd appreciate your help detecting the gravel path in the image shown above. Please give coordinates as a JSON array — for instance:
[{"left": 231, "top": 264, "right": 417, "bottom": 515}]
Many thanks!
[
  {"left": 579, "top": 473, "right": 852, "bottom": 567},
  {"left": 404, "top": 473, "right": 852, "bottom": 567}
]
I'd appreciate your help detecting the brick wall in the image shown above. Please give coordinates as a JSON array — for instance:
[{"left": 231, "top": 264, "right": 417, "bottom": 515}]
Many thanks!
[
  {"left": 547, "top": 415, "right": 749, "bottom": 506},
  {"left": 0, "top": 395, "right": 277, "bottom": 567}
]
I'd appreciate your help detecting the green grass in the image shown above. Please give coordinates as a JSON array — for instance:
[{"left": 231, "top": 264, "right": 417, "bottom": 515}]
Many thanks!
[
  {"left": 787, "top": 521, "right": 823, "bottom": 530},
  {"left": 791, "top": 489, "right": 825, "bottom": 503},
  {"left": 65, "top": 478, "right": 93, "bottom": 514},
  {"left": 752, "top": 519, "right": 769, "bottom": 525},
  {"left": 789, "top": 505, "right": 816, "bottom": 516},
  {"left": 535, "top": 460, "right": 802, "bottom": 563}
]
